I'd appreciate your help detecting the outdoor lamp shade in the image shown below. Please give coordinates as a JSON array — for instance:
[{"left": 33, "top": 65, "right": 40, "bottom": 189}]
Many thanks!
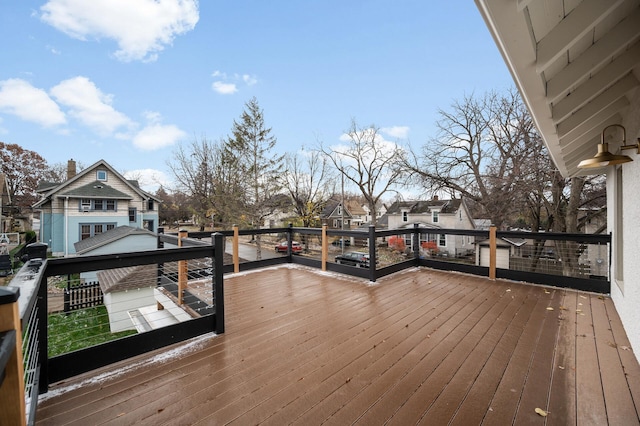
[
  {"left": 577, "top": 124, "right": 634, "bottom": 169},
  {"left": 577, "top": 142, "right": 633, "bottom": 168}
]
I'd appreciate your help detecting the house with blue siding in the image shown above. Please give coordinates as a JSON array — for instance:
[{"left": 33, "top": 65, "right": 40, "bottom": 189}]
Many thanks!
[{"left": 34, "top": 159, "right": 161, "bottom": 256}]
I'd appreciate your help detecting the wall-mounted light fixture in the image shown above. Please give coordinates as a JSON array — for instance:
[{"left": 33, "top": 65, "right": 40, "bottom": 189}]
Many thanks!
[{"left": 578, "top": 124, "right": 640, "bottom": 169}]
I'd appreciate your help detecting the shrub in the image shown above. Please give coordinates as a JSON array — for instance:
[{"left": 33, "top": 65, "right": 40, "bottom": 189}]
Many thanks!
[{"left": 388, "top": 236, "right": 406, "bottom": 252}]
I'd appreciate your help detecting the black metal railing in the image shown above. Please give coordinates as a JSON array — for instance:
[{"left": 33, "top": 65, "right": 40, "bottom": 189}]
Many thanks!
[{"left": 1, "top": 224, "right": 610, "bottom": 424}]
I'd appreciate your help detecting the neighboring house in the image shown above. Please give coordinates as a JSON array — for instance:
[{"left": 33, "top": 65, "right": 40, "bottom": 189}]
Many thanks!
[
  {"left": 0, "top": 174, "right": 11, "bottom": 233},
  {"left": 362, "top": 202, "right": 387, "bottom": 225},
  {"left": 476, "top": 0, "right": 640, "bottom": 360},
  {"left": 34, "top": 159, "right": 161, "bottom": 256},
  {"left": 345, "top": 200, "right": 367, "bottom": 227},
  {"left": 321, "top": 200, "right": 353, "bottom": 230},
  {"left": 386, "top": 197, "right": 476, "bottom": 257}
]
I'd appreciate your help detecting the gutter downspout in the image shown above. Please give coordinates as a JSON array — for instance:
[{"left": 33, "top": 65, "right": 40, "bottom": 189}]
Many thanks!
[{"left": 64, "top": 196, "right": 69, "bottom": 257}]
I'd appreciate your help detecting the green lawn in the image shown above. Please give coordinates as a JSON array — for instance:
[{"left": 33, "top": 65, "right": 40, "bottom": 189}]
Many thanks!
[{"left": 48, "top": 306, "right": 136, "bottom": 357}]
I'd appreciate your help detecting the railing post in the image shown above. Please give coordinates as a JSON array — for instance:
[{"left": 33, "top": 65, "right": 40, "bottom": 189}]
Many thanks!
[
  {"left": 368, "top": 225, "right": 377, "bottom": 282},
  {"left": 321, "top": 224, "right": 328, "bottom": 271},
  {"left": 178, "top": 229, "right": 188, "bottom": 305},
  {"left": 0, "top": 286, "right": 27, "bottom": 426},
  {"left": 233, "top": 225, "right": 239, "bottom": 274},
  {"left": 287, "top": 223, "right": 293, "bottom": 261},
  {"left": 489, "top": 225, "right": 497, "bottom": 280},
  {"left": 212, "top": 232, "right": 225, "bottom": 334},
  {"left": 157, "top": 227, "right": 164, "bottom": 249},
  {"left": 413, "top": 223, "right": 420, "bottom": 264}
]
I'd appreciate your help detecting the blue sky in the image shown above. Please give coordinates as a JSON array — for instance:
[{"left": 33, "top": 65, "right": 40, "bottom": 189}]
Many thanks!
[{"left": 0, "top": 1, "right": 513, "bottom": 192}]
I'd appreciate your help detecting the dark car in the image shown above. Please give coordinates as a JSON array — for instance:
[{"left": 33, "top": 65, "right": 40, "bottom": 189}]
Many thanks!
[
  {"left": 331, "top": 238, "right": 351, "bottom": 247},
  {"left": 335, "top": 251, "right": 370, "bottom": 268},
  {"left": 275, "top": 241, "right": 303, "bottom": 254}
]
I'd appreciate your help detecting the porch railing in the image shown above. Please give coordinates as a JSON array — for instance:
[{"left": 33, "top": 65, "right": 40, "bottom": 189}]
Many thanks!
[{"left": 0, "top": 225, "right": 609, "bottom": 425}]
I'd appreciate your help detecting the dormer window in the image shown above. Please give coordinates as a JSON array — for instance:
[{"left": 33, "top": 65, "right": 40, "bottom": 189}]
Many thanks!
[
  {"left": 97, "top": 170, "right": 107, "bottom": 181},
  {"left": 402, "top": 211, "right": 408, "bottom": 222},
  {"left": 432, "top": 211, "right": 439, "bottom": 223}
]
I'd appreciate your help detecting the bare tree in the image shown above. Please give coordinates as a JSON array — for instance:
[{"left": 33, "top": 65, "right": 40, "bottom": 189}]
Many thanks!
[
  {"left": 283, "top": 150, "right": 335, "bottom": 228},
  {"left": 167, "top": 136, "right": 247, "bottom": 230},
  {"left": 403, "top": 89, "right": 545, "bottom": 228},
  {"left": 320, "top": 120, "right": 405, "bottom": 226}
]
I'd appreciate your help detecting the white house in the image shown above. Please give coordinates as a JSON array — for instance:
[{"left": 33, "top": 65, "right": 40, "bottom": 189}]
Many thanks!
[
  {"left": 476, "top": 0, "right": 640, "bottom": 360},
  {"left": 386, "top": 197, "right": 476, "bottom": 257}
]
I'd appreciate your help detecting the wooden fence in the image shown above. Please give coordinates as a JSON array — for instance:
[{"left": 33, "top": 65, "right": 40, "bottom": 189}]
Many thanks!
[{"left": 64, "top": 281, "right": 104, "bottom": 312}]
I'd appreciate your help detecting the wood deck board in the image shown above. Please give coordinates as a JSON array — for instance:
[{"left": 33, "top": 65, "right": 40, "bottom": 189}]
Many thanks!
[{"left": 35, "top": 266, "right": 640, "bottom": 425}]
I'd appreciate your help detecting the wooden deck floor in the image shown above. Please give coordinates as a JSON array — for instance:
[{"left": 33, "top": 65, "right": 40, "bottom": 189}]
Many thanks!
[{"left": 36, "top": 266, "right": 640, "bottom": 425}]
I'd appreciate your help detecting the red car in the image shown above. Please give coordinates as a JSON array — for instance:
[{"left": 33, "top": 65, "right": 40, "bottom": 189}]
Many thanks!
[{"left": 275, "top": 241, "right": 303, "bottom": 254}]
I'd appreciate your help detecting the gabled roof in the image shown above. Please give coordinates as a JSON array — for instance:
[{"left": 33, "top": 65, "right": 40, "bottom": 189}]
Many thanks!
[
  {"left": 386, "top": 199, "right": 463, "bottom": 215},
  {"left": 61, "top": 181, "right": 133, "bottom": 200},
  {"left": 74, "top": 225, "right": 156, "bottom": 255},
  {"left": 321, "top": 200, "right": 353, "bottom": 219},
  {"left": 345, "top": 200, "right": 366, "bottom": 216},
  {"left": 97, "top": 264, "right": 157, "bottom": 294},
  {"left": 33, "top": 159, "right": 160, "bottom": 208}
]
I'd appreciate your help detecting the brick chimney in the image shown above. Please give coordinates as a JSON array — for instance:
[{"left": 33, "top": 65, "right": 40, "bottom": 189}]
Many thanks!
[
  {"left": 67, "top": 159, "right": 77, "bottom": 180},
  {"left": 433, "top": 195, "right": 439, "bottom": 201}
]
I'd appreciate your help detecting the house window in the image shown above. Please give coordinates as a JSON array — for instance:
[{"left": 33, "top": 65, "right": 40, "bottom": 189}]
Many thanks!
[
  {"left": 433, "top": 211, "right": 439, "bottom": 223},
  {"left": 147, "top": 199, "right": 154, "bottom": 211},
  {"left": 438, "top": 234, "right": 446, "bottom": 247},
  {"left": 402, "top": 211, "right": 408, "bottom": 222},
  {"left": 337, "top": 205, "right": 342, "bottom": 215},
  {"left": 81, "top": 199, "right": 91, "bottom": 211},
  {"left": 80, "top": 224, "right": 91, "bottom": 240},
  {"left": 106, "top": 200, "right": 116, "bottom": 211},
  {"left": 333, "top": 219, "right": 338, "bottom": 228},
  {"left": 80, "top": 223, "right": 116, "bottom": 240},
  {"left": 97, "top": 170, "right": 107, "bottom": 181},
  {"left": 94, "top": 199, "right": 103, "bottom": 210},
  {"left": 129, "top": 208, "right": 137, "bottom": 223}
]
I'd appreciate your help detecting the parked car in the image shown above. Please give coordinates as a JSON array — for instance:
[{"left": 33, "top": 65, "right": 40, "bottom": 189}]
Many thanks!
[
  {"left": 335, "top": 251, "right": 370, "bottom": 268},
  {"left": 331, "top": 238, "right": 351, "bottom": 247},
  {"left": 275, "top": 241, "right": 303, "bottom": 254}
]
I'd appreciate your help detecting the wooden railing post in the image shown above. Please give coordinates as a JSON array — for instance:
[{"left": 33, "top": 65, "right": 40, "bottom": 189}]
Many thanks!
[
  {"left": 489, "top": 225, "right": 497, "bottom": 280},
  {"left": 178, "top": 229, "right": 188, "bottom": 305},
  {"left": 321, "top": 224, "right": 328, "bottom": 271},
  {"left": 233, "top": 225, "right": 239, "bottom": 273},
  {"left": 0, "top": 286, "right": 27, "bottom": 426}
]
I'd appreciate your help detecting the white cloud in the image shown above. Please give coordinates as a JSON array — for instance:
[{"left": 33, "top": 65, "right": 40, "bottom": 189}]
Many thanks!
[
  {"left": 133, "top": 119, "right": 186, "bottom": 151},
  {"left": 124, "top": 168, "right": 170, "bottom": 192},
  {"left": 50, "top": 76, "right": 133, "bottom": 135},
  {"left": 242, "top": 74, "right": 257, "bottom": 86},
  {"left": 212, "top": 81, "right": 237, "bottom": 95},
  {"left": 0, "top": 78, "right": 66, "bottom": 127},
  {"left": 381, "top": 126, "right": 409, "bottom": 139},
  {"left": 211, "top": 70, "right": 257, "bottom": 94},
  {"left": 39, "top": 0, "right": 199, "bottom": 62}
]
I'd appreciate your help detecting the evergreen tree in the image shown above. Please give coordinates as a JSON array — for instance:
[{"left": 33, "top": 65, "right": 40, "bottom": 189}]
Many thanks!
[{"left": 225, "top": 97, "right": 284, "bottom": 258}]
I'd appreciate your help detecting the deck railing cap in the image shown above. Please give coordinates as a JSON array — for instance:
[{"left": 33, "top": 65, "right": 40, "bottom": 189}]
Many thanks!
[{"left": 0, "top": 285, "right": 20, "bottom": 305}]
